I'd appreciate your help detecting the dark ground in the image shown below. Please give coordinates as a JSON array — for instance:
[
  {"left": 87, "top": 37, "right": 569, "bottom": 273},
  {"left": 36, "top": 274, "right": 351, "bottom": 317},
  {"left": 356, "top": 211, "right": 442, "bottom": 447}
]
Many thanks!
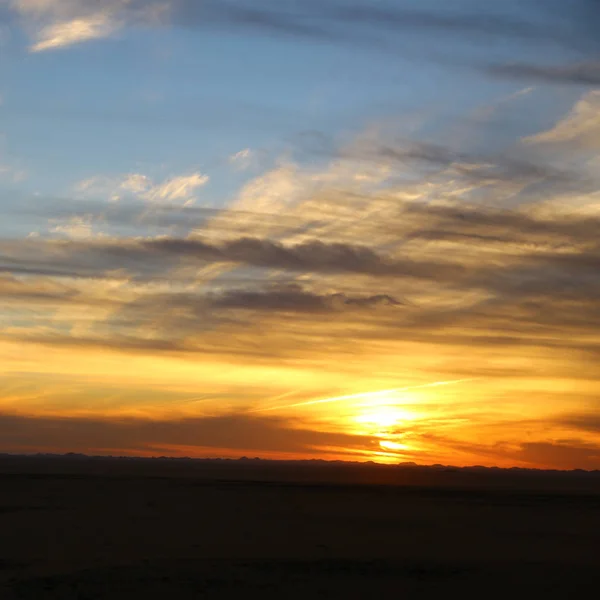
[{"left": 0, "top": 456, "right": 599, "bottom": 599}]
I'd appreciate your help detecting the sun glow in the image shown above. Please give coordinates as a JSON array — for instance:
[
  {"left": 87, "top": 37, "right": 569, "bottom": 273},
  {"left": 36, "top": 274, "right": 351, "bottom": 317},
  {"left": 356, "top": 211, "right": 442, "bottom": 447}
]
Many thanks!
[
  {"left": 352, "top": 390, "right": 422, "bottom": 434},
  {"left": 379, "top": 440, "right": 410, "bottom": 452},
  {"left": 349, "top": 395, "right": 424, "bottom": 459},
  {"left": 355, "top": 406, "right": 418, "bottom": 429}
]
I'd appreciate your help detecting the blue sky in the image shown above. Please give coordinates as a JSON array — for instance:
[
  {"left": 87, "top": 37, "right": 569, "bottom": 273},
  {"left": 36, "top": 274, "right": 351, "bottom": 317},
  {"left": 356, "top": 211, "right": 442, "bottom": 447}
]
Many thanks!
[{"left": 0, "top": 0, "right": 589, "bottom": 211}]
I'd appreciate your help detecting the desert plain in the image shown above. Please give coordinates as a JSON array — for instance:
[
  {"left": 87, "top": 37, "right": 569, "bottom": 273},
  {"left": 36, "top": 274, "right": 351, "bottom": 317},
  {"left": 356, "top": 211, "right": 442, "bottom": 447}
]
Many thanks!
[{"left": 0, "top": 455, "right": 599, "bottom": 599}]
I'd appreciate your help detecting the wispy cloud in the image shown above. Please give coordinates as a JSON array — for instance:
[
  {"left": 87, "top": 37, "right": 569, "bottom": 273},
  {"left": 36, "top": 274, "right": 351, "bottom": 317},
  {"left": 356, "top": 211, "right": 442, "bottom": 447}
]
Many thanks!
[
  {"left": 524, "top": 90, "right": 600, "bottom": 149},
  {"left": 0, "top": 233, "right": 468, "bottom": 282},
  {"left": 29, "top": 12, "right": 117, "bottom": 52},
  {"left": 2, "top": 189, "right": 600, "bottom": 363},
  {"left": 1, "top": 87, "right": 600, "bottom": 467},
  {"left": 75, "top": 171, "right": 210, "bottom": 205},
  {"left": 489, "top": 61, "right": 600, "bottom": 87},
  {"left": 5, "top": 0, "right": 600, "bottom": 88},
  {"left": 229, "top": 148, "right": 255, "bottom": 170}
]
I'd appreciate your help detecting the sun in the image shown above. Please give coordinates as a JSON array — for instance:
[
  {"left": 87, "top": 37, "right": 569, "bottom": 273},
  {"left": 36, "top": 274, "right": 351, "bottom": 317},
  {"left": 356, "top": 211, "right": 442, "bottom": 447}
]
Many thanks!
[
  {"left": 354, "top": 406, "right": 418, "bottom": 430},
  {"left": 379, "top": 440, "right": 410, "bottom": 452},
  {"left": 351, "top": 398, "right": 421, "bottom": 458},
  {"left": 355, "top": 406, "right": 414, "bottom": 428}
]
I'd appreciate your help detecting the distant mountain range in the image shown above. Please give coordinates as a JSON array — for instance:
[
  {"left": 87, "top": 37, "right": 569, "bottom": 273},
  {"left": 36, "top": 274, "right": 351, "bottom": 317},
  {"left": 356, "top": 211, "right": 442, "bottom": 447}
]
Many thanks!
[{"left": 0, "top": 452, "right": 598, "bottom": 475}]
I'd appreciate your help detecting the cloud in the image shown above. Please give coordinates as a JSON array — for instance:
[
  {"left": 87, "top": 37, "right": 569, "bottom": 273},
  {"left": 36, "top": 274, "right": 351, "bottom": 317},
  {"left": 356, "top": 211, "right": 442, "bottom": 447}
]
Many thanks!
[
  {"left": 1, "top": 96, "right": 599, "bottom": 445},
  {"left": 6, "top": 0, "right": 600, "bottom": 94},
  {"left": 524, "top": 90, "right": 600, "bottom": 149},
  {"left": 205, "top": 285, "right": 402, "bottom": 313},
  {"left": 2, "top": 4, "right": 600, "bottom": 468},
  {"left": 9, "top": 0, "right": 145, "bottom": 50},
  {"left": 517, "top": 441, "right": 600, "bottom": 471},
  {"left": 3, "top": 187, "right": 600, "bottom": 366},
  {"left": 143, "top": 236, "right": 465, "bottom": 279},
  {"left": 49, "top": 215, "right": 98, "bottom": 240},
  {"left": 329, "top": 137, "right": 581, "bottom": 188},
  {"left": 29, "top": 12, "right": 117, "bottom": 51},
  {"left": 75, "top": 171, "right": 210, "bottom": 205},
  {"left": 489, "top": 61, "right": 600, "bottom": 86},
  {"left": 0, "top": 234, "right": 468, "bottom": 283},
  {"left": 556, "top": 414, "right": 600, "bottom": 435},
  {"left": 142, "top": 0, "right": 600, "bottom": 53},
  {"left": 417, "top": 432, "right": 600, "bottom": 470},
  {"left": 0, "top": 277, "right": 401, "bottom": 316},
  {"left": 398, "top": 201, "right": 600, "bottom": 247},
  {"left": 0, "top": 411, "right": 373, "bottom": 458},
  {"left": 14, "top": 197, "right": 309, "bottom": 237},
  {"left": 143, "top": 173, "right": 210, "bottom": 204},
  {"left": 6, "top": 0, "right": 600, "bottom": 60},
  {"left": 229, "top": 148, "right": 254, "bottom": 170},
  {"left": 0, "top": 273, "right": 93, "bottom": 304}
]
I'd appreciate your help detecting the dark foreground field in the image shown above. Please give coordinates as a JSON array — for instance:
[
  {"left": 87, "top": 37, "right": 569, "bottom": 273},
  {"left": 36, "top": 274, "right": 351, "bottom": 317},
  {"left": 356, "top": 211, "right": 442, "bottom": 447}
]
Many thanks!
[{"left": 1, "top": 456, "right": 599, "bottom": 599}]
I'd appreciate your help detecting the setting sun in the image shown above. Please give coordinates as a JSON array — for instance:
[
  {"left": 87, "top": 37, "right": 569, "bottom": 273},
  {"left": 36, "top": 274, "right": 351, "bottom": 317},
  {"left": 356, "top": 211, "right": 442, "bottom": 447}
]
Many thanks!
[
  {"left": 379, "top": 440, "right": 411, "bottom": 452},
  {"left": 355, "top": 406, "right": 418, "bottom": 431}
]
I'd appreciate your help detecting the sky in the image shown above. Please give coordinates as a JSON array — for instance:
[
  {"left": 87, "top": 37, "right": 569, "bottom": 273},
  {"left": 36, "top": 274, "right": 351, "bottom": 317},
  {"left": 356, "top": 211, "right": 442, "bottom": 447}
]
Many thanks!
[{"left": 0, "top": 0, "right": 599, "bottom": 469}]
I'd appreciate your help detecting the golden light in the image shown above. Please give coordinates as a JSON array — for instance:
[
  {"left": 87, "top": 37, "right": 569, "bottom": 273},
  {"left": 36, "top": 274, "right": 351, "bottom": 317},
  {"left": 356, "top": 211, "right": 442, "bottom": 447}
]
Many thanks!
[
  {"left": 350, "top": 396, "right": 422, "bottom": 460},
  {"left": 354, "top": 406, "right": 418, "bottom": 429},
  {"left": 379, "top": 440, "right": 410, "bottom": 452},
  {"left": 254, "top": 379, "right": 476, "bottom": 414},
  {"left": 248, "top": 380, "right": 475, "bottom": 464}
]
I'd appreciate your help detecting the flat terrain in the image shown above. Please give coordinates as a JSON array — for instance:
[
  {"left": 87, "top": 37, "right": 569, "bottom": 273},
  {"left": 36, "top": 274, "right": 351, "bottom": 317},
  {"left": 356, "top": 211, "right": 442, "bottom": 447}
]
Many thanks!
[{"left": 0, "top": 457, "right": 599, "bottom": 598}]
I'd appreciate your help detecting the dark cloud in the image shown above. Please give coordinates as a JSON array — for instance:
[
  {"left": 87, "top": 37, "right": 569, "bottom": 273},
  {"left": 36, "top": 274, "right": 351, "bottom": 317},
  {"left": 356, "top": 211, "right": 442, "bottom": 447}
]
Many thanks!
[
  {"left": 419, "top": 431, "right": 600, "bottom": 470},
  {"left": 1, "top": 332, "right": 191, "bottom": 355},
  {"left": 529, "top": 249, "right": 600, "bottom": 274},
  {"left": 489, "top": 61, "right": 600, "bottom": 86},
  {"left": 0, "top": 236, "right": 466, "bottom": 281},
  {"left": 169, "top": 0, "right": 600, "bottom": 87},
  {"left": 2, "top": 409, "right": 600, "bottom": 470},
  {"left": 142, "top": 236, "right": 464, "bottom": 280},
  {"left": 0, "top": 274, "right": 115, "bottom": 306},
  {"left": 517, "top": 441, "right": 600, "bottom": 471},
  {"left": 0, "top": 412, "right": 372, "bottom": 458},
  {"left": 376, "top": 141, "right": 573, "bottom": 183},
  {"left": 0, "top": 263, "right": 109, "bottom": 280},
  {"left": 399, "top": 202, "right": 600, "bottom": 246},
  {"left": 164, "top": 0, "right": 600, "bottom": 88},
  {"left": 209, "top": 285, "right": 402, "bottom": 313},
  {"left": 164, "top": 0, "right": 600, "bottom": 52},
  {"left": 556, "top": 414, "right": 600, "bottom": 435},
  {"left": 0, "top": 275, "right": 401, "bottom": 315},
  {"left": 168, "top": 0, "right": 338, "bottom": 41}
]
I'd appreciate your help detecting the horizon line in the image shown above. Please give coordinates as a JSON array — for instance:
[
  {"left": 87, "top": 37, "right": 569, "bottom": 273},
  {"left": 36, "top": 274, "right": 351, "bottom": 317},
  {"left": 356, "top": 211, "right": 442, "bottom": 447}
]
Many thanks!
[{"left": 1, "top": 451, "right": 598, "bottom": 475}]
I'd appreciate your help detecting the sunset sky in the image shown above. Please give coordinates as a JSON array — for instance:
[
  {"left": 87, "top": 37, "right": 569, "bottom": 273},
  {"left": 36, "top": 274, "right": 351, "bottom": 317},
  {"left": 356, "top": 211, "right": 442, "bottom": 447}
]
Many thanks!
[{"left": 1, "top": 0, "right": 599, "bottom": 469}]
